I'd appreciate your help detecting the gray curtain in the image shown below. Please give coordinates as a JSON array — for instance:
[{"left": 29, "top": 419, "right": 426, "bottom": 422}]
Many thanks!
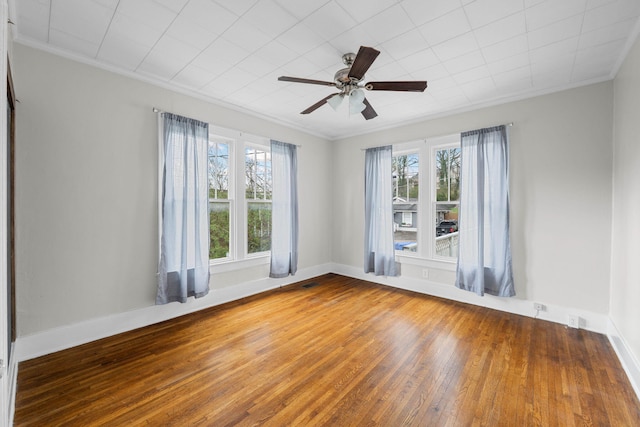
[
  {"left": 157, "top": 113, "right": 210, "bottom": 304},
  {"left": 269, "top": 140, "right": 299, "bottom": 278},
  {"left": 456, "top": 125, "right": 515, "bottom": 297},
  {"left": 364, "top": 145, "right": 398, "bottom": 276}
]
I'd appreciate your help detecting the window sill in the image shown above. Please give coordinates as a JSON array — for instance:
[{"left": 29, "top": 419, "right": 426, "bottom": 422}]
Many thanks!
[
  {"left": 210, "top": 254, "right": 270, "bottom": 273},
  {"left": 395, "top": 253, "right": 457, "bottom": 272}
]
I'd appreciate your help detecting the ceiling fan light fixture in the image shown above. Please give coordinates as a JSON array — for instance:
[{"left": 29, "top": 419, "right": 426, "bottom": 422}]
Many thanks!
[
  {"left": 349, "top": 89, "right": 366, "bottom": 115},
  {"left": 349, "top": 89, "right": 367, "bottom": 114},
  {"left": 278, "top": 46, "right": 426, "bottom": 119},
  {"left": 327, "top": 94, "right": 344, "bottom": 111}
]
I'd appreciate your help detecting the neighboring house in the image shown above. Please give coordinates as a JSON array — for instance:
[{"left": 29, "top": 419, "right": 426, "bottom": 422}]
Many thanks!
[{"left": 392, "top": 199, "right": 417, "bottom": 230}]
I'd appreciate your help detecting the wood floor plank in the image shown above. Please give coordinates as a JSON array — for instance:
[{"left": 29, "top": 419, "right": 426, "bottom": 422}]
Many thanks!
[{"left": 14, "top": 274, "right": 640, "bottom": 426}]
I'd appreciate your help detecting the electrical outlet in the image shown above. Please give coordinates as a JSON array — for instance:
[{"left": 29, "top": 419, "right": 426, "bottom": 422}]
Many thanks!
[
  {"left": 533, "top": 302, "right": 545, "bottom": 311},
  {"left": 568, "top": 315, "right": 581, "bottom": 329},
  {"left": 422, "top": 268, "right": 429, "bottom": 279}
]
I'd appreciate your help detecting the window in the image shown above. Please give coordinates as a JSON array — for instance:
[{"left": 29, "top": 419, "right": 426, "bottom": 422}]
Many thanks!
[
  {"left": 208, "top": 127, "right": 271, "bottom": 265},
  {"left": 392, "top": 136, "right": 461, "bottom": 261},
  {"left": 392, "top": 152, "right": 419, "bottom": 252},
  {"left": 434, "top": 145, "right": 460, "bottom": 259},
  {"left": 208, "top": 137, "right": 231, "bottom": 260},
  {"left": 245, "top": 146, "right": 272, "bottom": 254}
]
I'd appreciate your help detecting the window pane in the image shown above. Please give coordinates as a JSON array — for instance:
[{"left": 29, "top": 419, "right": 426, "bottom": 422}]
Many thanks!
[
  {"left": 435, "top": 203, "right": 459, "bottom": 258},
  {"left": 209, "top": 201, "right": 230, "bottom": 259},
  {"left": 393, "top": 153, "right": 419, "bottom": 253},
  {"left": 209, "top": 138, "right": 231, "bottom": 260},
  {"left": 435, "top": 148, "right": 460, "bottom": 202},
  {"left": 209, "top": 139, "right": 229, "bottom": 199},
  {"left": 449, "top": 148, "right": 460, "bottom": 201},
  {"left": 247, "top": 202, "right": 271, "bottom": 253},
  {"left": 245, "top": 147, "right": 272, "bottom": 200}
]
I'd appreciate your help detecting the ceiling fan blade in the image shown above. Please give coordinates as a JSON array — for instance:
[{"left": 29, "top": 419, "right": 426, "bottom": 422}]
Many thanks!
[
  {"left": 348, "top": 46, "right": 380, "bottom": 80},
  {"left": 278, "top": 76, "right": 336, "bottom": 87},
  {"left": 365, "top": 81, "right": 428, "bottom": 92},
  {"left": 361, "top": 98, "right": 378, "bottom": 120},
  {"left": 301, "top": 93, "right": 341, "bottom": 114}
]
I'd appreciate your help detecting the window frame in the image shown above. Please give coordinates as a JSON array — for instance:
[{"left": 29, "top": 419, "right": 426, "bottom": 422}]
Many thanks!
[
  {"left": 393, "top": 134, "right": 461, "bottom": 269},
  {"left": 244, "top": 143, "right": 272, "bottom": 258},
  {"left": 208, "top": 125, "right": 272, "bottom": 271},
  {"left": 208, "top": 135, "right": 234, "bottom": 262}
]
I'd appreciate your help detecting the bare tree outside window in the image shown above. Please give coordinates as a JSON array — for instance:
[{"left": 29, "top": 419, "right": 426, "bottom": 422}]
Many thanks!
[
  {"left": 209, "top": 139, "right": 231, "bottom": 259},
  {"left": 245, "top": 147, "right": 272, "bottom": 254}
]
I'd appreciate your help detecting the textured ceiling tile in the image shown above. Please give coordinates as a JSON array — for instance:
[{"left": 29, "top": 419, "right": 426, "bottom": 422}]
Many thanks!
[
  {"left": 242, "top": 0, "right": 297, "bottom": 38},
  {"left": 486, "top": 52, "right": 530, "bottom": 75},
  {"left": 357, "top": 4, "right": 414, "bottom": 44},
  {"left": 303, "top": 1, "right": 357, "bottom": 41},
  {"left": 213, "top": 0, "right": 259, "bottom": 16},
  {"left": 527, "top": 14, "right": 583, "bottom": 50},
  {"left": 16, "top": 0, "right": 50, "bottom": 39},
  {"left": 278, "top": 23, "right": 326, "bottom": 55},
  {"left": 179, "top": 0, "right": 238, "bottom": 35},
  {"left": 117, "top": 0, "right": 176, "bottom": 31},
  {"left": 472, "top": 12, "right": 526, "bottom": 48},
  {"left": 334, "top": 0, "right": 397, "bottom": 22},
  {"left": 108, "top": 11, "right": 164, "bottom": 48},
  {"left": 137, "top": 35, "right": 201, "bottom": 80},
  {"left": 443, "top": 50, "right": 486, "bottom": 74},
  {"left": 481, "top": 34, "right": 528, "bottom": 62},
  {"left": 431, "top": 32, "right": 479, "bottom": 62},
  {"left": 400, "top": 0, "right": 463, "bottom": 27},
  {"left": 166, "top": 14, "right": 219, "bottom": 51},
  {"left": 50, "top": 0, "right": 114, "bottom": 45},
  {"left": 418, "top": 8, "right": 471, "bottom": 47},
  {"left": 49, "top": 28, "right": 100, "bottom": 57},
  {"left": 272, "top": 0, "right": 330, "bottom": 20},
  {"left": 582, "top": 0, "right": 640, "bottom": 32},
  {"left": 380, "top": 29, "right": 429, "bottom": 61},
  {"left": 525, "top": 0, "right": 587, "bottom": 30},
  {"left": 14, "top": 0, "right": 640, "bottom": 139},
  {"left": 463, "top": 0, "right": 525, "bottom": 29},
  {"left": 172, "top": 64, "right": 218, "bottom": 89},
  {"left": 222, "top": 21, "right": 272, "bottom": 54},
  {"left": 98, "top": 31, "right": 150, "bottom": 70},
  {"left": 395, "top": 48, "right": 440, "bottom": 74}
]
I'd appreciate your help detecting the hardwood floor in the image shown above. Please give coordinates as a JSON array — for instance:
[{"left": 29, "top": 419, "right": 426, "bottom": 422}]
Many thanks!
[{"left": 15, "top": 274, "right": 640, "bottom": 426}]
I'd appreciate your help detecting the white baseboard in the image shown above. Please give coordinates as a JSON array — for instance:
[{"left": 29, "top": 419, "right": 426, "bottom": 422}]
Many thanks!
[
  {"left": 607, "top": 318, "right": 640, "bottom": 401},
  {"left": 14, "top": 263, "right": 333, "bottom": 362},
  {"left": 331, "top": 263, "right": 610, "bottom": 334}
]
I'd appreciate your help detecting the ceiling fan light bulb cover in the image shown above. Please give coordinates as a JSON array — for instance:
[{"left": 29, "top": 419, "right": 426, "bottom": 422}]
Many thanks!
[
  {"left": 349, "top": 92, "right": 366, "bottom": 114},
  {"left": 327, "top": 94, "right": 344, "bottom": 111}
]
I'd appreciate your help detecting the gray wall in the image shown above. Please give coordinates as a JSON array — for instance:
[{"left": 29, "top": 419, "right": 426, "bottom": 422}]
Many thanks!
[
  {"left": 333, "top": 81, "right": 614, "bottom": 315},
  {"left": 13, "top": 44, "right": 333, "bottom": 336},
  {"left": 12, "top": 41, "right": 622, "bottom": 346},
  {"left": 611, "top": 36, "right": 640, "bottom": 375}
]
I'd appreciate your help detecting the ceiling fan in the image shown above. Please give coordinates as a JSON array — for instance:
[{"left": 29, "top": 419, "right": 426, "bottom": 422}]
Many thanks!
[{"left": 278, "top": 46, "right": 427, "bottom": 120}]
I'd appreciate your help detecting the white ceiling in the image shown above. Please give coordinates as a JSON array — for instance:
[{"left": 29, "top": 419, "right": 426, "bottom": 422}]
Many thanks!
[{"left": 12, "top": 0, "right": 640, "bottom": 140}]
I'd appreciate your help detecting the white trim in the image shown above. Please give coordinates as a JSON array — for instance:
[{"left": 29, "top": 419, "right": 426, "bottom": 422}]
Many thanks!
[
  {"left": 7, "top": 344, "right": 16, "bottom": 427},
  {"left": 12, "top": 37, "right": 330, "bottom": 141},
  {"left": 210, "top": 253, "right": 270, "bottom": 273},
  {"left": 607, "top": 318, "right": 640, "bottom": 402},
  {"left": 14, "top": 263, "right": 333, "bottom": 362},
  {"left": 331, "top": 263, "right": 610, "bottom": 334},
  {"left": 395, "top": 254, "right": 457, "bottom": 271},
  {"left": 13, "top": 37, "right": 617, "bottom": 142}
]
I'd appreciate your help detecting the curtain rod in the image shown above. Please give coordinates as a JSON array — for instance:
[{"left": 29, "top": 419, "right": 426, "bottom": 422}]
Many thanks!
[
  {"left": 153, "top": 107, "right": 301, "bottom": 147},
  {"left": 359, "top": 122, "right": 514, "bottom": 151}
]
